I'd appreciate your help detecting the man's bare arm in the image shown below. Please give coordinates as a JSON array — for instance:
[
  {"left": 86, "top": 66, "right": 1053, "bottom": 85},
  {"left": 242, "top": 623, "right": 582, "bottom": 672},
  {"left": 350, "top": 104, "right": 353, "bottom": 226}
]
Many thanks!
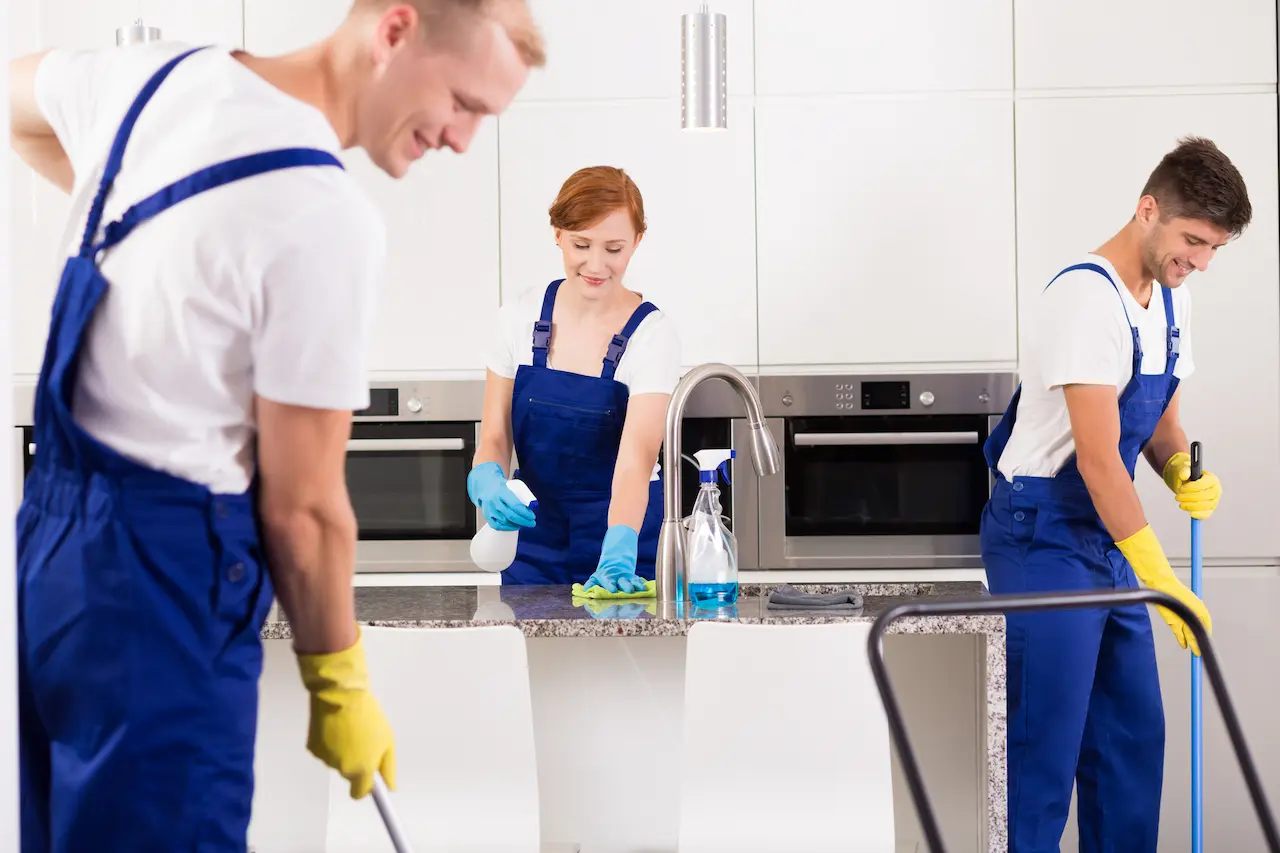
[
  {"left": 255, "top": 397, "right": 358, "bottom": 656},
  {"left": 9, "top": 51, "right": 73, "bottom": 193},
  {"left": 1063, "top": 383, "right": 1148, "bottom": 540}
]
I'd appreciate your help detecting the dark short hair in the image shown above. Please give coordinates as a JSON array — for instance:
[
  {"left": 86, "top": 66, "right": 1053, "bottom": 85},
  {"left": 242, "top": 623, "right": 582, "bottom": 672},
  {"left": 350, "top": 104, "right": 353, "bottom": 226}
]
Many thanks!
[{"left": 1140, "top": 136, "right": 1252, "bottom": 238}]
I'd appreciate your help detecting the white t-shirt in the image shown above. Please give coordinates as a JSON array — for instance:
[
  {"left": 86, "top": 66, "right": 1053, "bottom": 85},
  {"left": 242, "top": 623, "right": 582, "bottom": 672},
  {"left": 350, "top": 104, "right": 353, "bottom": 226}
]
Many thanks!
[
  {"left": 486, "top": 282, "right": 683, "bottom": 395},
  {"left": 33, "top": 42, "right": 384, "bottom": 494},
  {"left": 996, "top": 254, "right": 1195, "bottom": 479}
]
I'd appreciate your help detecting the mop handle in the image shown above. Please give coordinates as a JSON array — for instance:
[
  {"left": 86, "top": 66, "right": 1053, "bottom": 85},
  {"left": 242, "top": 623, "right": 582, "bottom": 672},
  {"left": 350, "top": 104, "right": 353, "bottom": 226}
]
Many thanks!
[
  {"left": 1189, "top": 440, "right": 1204, "bottom": 853},
  {"left": 372, "top": 774, "right": 415, "bottom": 853}
]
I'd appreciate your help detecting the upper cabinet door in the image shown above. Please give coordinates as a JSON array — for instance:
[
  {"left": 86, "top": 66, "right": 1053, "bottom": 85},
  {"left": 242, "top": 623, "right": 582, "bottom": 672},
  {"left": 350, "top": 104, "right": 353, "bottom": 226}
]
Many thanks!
[
  {"left": 245, "top": 0, "right": 502, "bottom": 374},
  {"left": 755, "top": 97, "right": 1017, "bottom": 369},
  {"left": 1015, "top": 93, "right": 1280, "bottom": 559},
  {"left": 498, "top": 100, "right": 758, "bottom": 370},
  {"left": 28, "top": 0, "right": 243, "bottom": 51},
  {"left": 754, "top": 0, "right": 1013, "bottom": 95},
  {"left": 9, "top": 1, "right": 245, "bottom": 376},
  {"left": 517, "top": 0, "right": 755, "bottom": 102},
  {"left": 1015, "top": 0, "right": 1277, "bottom": 89},
  {"left": 244, "top": 0, "right": 341, "bottom": 52}
]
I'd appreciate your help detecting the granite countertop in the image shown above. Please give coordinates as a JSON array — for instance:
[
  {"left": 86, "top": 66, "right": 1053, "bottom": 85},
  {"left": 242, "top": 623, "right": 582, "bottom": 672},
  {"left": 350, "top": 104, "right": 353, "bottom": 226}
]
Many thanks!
[{"left": 261, "top": 580, "right": 1004, "bottom": 640}]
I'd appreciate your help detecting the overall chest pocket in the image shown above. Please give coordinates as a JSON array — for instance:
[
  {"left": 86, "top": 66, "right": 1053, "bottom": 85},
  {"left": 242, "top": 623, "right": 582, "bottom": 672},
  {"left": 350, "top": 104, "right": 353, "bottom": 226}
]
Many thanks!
[{"left": 522, "top": 397, "right": 622, "bottom": 492}]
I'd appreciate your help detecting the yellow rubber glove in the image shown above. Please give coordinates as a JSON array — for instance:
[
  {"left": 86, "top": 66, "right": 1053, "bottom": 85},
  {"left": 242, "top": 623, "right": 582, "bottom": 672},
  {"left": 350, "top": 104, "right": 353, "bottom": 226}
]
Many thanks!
[
  {"left": 296, "top": 627, "right": 396, "bottom": 799},
  {"left": 1115, "top": 524, "right": 1212, "bottom": 656},
  {"left": 1162, "top": 451, "right": 1222, "bottom": 520}
]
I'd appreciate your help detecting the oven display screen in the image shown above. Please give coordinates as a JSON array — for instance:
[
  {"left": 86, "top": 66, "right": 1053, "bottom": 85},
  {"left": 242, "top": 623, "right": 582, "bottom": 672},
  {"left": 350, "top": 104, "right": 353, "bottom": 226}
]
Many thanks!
[
  {"left": 356, "top": 388, "right": 399, "bottom": 417},
  {"left": 860, "top": 381, "right": 910, "bottom": 410}
]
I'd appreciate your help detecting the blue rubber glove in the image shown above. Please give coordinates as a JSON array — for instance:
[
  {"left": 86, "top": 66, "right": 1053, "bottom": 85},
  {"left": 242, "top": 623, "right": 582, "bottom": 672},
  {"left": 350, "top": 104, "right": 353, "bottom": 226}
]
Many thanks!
[
  {"left": 466, "top": 462, "right": 535, "bottom": 532},
  {"left": 582, "top": 525, "right": 646, "bottom": 594}
]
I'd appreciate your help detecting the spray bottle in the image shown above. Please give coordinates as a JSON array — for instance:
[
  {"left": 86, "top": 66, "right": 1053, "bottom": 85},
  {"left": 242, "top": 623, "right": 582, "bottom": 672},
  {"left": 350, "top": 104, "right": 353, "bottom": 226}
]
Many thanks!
[
  {"left": 686, "top": 449, "right": 738, "bottom": 605},
  {"left": 469, "top": 479, "right": 538, "bottom": 572}
]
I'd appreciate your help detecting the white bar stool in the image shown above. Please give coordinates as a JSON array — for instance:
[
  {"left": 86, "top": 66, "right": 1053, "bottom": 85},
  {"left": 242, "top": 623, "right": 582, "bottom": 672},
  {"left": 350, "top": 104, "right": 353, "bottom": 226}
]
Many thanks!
[
  {"left": 676, "top": 621, "right": 899, "bottom": 853},
  {"left": 323, "top": 624, "right": 553, "bottom": 852}
]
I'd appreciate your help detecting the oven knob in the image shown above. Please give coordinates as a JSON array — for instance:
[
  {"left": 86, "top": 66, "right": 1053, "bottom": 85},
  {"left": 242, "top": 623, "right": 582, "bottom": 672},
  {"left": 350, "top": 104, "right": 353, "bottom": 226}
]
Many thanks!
[
  {"left": 406, "top": 398, "right": 423, "bottom": 414},
  {"left": 782, "top": 394, "right": 793, "bottom": 407},
  {"left": 919, "top": 391, "right": 935, "bottom": 407},
  {"left": 978, "top": 392, "right": 990, "bottom": 404}
]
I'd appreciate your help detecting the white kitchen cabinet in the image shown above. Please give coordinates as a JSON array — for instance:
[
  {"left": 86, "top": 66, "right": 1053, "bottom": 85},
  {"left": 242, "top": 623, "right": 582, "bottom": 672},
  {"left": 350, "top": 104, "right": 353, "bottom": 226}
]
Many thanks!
[
  {"left": 497, "top": 99, "right": 758, "bottom": 370},
  {"left": 518, "top": 0, "right": 754, "bottom": 102},
  {"left": 1015, "top": 93, "right": 1280, "bottom": 560},
  {"left": 1015, "top": 0, "right": 1276, "bottom": 90},
  {"left": 9, "top": 2, "right": 244, "bottom": 377},
  {"left": 342, "top": 131, "right": 502, "bottom": 375},
  {"left": 245, "top": 0, "right": 502, "bottom": 374},
  {"left": 754, "top": 97, "right": 1018, "bottom": 368},
  {"left": 753, "top": 0, "right": 1012, "bottom": 96},
  {"left": 33, "top": 1, "right": 243, "bottom": 51}
]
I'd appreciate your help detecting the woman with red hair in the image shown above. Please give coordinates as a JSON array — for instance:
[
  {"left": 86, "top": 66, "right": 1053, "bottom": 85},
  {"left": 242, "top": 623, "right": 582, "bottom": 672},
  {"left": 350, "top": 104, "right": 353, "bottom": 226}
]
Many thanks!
[{"left": 469, "top": 166, "right": 681, "bottom": 591}]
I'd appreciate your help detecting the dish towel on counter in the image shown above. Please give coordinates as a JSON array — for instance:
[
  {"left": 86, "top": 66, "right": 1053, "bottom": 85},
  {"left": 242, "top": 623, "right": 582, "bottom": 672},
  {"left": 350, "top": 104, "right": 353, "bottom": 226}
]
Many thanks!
[
  {"left": 766, "top": 585, "right": 864, "bottom": 613},
  {"left": 570, "top": 579, "right": 657, "bottom": 600}
]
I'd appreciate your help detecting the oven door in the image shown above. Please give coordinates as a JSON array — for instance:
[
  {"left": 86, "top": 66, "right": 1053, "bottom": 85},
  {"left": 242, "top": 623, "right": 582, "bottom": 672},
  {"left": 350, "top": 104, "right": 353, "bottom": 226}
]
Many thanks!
[
  {"left": 347, "top": 421, "right": 480, "bottom": 572},
  {"left": 14, "top": 427, "right": 32, "bottom": 509},
  {"left": 757, "top": 414, "right": 993, "bottom": 569}
]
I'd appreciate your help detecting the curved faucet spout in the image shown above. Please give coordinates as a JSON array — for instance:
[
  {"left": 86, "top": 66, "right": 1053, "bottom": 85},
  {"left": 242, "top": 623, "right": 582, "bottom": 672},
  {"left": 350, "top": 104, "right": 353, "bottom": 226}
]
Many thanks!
[{"left": 656, "top": 363, "right": 781, "bottom": 607}]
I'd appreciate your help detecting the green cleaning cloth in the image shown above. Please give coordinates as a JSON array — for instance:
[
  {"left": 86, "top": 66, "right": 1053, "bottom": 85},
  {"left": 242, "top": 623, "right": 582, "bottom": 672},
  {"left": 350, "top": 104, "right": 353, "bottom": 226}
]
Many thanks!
[{"left": 570, "top": 579, "right": 657, "bottom": 599}]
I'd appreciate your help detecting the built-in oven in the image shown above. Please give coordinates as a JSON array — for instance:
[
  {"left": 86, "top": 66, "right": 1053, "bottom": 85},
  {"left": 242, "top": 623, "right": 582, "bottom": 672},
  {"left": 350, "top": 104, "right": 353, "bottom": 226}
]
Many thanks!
[
  {"left": 347, "top": 380, "right": 486, "bottom": 573},
  {"left": 736, "top": 373, "right": 1017, "bottom": 570},
  {"left": 13, "top": 385, "right": 35, "bottom": 509}
]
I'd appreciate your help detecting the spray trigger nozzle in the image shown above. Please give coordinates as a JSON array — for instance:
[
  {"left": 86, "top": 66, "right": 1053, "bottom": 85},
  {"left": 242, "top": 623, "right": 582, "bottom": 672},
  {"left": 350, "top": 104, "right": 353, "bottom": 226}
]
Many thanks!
[{"left": 693, "top": 448, "right": 735, "bottom": 485}]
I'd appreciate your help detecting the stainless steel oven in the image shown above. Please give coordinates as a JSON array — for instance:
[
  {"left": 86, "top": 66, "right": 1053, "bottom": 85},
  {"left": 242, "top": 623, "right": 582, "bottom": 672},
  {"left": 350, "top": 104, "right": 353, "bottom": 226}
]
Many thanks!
[
  {"left": 347, "top": 380, "right": 486, "bottom": 573},
  {"left": 735, "top": 373, "right": 1017, "bottom": 570}
]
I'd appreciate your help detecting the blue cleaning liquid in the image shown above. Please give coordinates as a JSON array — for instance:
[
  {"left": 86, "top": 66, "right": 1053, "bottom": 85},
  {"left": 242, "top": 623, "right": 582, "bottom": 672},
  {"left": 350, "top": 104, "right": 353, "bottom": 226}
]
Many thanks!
[{"left": 689, "top": 582, "right": 739, "bottom": 606}]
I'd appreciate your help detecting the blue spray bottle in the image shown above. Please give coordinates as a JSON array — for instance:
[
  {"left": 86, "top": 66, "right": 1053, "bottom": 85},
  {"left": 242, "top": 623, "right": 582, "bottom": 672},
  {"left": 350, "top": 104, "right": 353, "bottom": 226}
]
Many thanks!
[{"left": 687, "top": 449, "right": 738, "bottom": 606}]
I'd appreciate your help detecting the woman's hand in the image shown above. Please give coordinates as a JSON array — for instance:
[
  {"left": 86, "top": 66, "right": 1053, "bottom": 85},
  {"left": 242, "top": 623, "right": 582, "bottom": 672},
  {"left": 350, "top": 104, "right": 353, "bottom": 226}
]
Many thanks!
[{"left": 583, "top": 525, "right": 646, "bottom": 593}]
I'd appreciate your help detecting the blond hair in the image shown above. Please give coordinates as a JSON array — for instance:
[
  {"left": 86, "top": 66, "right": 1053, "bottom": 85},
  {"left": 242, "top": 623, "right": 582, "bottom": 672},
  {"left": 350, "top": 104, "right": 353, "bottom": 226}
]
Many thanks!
[{"left": 352, "top": 0, "right": 545, "bottom": 67}]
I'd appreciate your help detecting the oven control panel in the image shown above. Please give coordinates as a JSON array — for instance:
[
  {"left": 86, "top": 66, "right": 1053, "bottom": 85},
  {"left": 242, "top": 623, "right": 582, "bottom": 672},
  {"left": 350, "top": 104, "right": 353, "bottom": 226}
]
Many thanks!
[
  {"left": 352, "top": 381, "right": 486, "bottom": 421},
  {"left": 762, "top": 373, "right": 1017, "bottom": 417}
]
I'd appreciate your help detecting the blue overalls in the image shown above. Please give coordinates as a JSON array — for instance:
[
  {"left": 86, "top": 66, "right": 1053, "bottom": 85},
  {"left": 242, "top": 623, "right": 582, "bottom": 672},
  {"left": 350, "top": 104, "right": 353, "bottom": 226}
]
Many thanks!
[
  {"left": 980, "top": 263, "right": 1179, "bottom": 852},
  {"left": 16, "top": 47, "right": 343, "bottom": 853},
  {"left": 504, "top": 279, "right": 665, "bottom": 585}
]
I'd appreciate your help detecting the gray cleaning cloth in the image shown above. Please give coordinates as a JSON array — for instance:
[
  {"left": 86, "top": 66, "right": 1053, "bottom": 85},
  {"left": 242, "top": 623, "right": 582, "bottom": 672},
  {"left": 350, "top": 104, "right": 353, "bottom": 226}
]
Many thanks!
[{"left": 766, "top": 584, "right": 864, "bottom": 612}]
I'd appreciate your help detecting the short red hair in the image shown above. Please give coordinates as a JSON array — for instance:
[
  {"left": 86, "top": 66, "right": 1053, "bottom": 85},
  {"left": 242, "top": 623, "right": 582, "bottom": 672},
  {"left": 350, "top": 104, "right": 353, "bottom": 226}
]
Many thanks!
[{"left": 548, "top": 166, "right": 646, "bottom": 236}]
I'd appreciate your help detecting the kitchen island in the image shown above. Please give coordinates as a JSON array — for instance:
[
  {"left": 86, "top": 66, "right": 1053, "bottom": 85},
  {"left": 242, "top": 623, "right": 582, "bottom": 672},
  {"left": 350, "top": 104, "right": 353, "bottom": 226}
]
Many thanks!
[{"left": 249, "top": 580, "right": 1007, "bottom": 853}]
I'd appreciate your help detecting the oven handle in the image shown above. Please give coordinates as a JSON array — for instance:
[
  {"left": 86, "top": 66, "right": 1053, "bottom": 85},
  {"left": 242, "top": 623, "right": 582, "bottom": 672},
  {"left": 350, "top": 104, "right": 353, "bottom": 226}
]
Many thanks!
[
  {"left": 793, "top": 431, "right": 980, "bottom": 447},
  {"left": 347, "top": 438, "right": 467, "bottom": 453}
]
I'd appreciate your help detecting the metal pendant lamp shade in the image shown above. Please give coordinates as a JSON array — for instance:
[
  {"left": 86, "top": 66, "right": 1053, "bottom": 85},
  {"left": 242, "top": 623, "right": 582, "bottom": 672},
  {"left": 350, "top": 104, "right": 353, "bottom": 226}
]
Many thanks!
[
  {"left": 681, "top": 4, "right": 727, "bottom": 130},
  {"left": 116, "top": 18, "right": 161, "bottom": 46}
]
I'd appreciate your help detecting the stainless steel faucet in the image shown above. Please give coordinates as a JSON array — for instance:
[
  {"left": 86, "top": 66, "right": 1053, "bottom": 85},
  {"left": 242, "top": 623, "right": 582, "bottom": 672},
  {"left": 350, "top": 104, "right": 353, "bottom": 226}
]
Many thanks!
[{"left": 656, "top": 363, "right": 781, "bottom": 608}]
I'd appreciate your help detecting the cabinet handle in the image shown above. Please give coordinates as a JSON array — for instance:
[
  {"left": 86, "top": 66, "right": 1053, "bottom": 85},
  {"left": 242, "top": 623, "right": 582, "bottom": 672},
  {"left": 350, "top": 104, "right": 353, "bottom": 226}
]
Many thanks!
[
  {"left": 793, "top": 431, "right": 979, "bottom": 447},
  {"left": 347, "top": 438, "right": 466, "bottom": 453}
]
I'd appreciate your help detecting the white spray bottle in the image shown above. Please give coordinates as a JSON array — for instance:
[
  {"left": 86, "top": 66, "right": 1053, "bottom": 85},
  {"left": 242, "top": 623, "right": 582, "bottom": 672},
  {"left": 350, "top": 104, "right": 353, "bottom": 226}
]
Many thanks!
[
  {"left": 469, "top": 478, "right": 538, "bottom": 572},
  {"left": 686, "top": 449, "right": 738, "bottom": 605}
]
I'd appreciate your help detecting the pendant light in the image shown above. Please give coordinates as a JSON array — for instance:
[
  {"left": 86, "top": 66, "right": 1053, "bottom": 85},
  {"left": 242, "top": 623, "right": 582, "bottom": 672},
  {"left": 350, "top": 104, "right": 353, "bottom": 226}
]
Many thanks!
[
  {"left": 116, "top": 18, "right": 161, "bottom": 47},
  {"left": 681, "top": 3, "right": 727, "bottom": 131}
]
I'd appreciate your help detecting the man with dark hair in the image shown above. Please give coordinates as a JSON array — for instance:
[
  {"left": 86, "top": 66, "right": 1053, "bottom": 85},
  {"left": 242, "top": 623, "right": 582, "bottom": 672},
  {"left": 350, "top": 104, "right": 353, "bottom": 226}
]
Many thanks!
[{"left": 980, "top": 135, "right": 1251, "bottom": 852}]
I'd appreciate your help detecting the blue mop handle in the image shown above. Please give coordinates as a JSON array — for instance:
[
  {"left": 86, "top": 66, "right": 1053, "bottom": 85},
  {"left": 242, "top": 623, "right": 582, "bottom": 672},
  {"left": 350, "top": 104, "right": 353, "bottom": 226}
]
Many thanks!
[{"left": 1189, "top": 441, "right": 1204, "bottom": 853}]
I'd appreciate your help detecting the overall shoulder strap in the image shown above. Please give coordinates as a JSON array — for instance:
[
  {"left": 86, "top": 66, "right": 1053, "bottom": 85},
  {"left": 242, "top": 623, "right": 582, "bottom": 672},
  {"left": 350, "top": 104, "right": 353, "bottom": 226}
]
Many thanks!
[
  {"left": 530, "top": 279, "right": 562, "bottom": 368},
  {"left": 91, "top": 148, "right": 344, "bottom": 255},
  {"left": 600, "top": 301, "right": 659, "bottom": 381},
  {"left": 79, "top": 46, "right": 209, "bottom": 258},
  {"left": 1046, "top": 261, "right": 1142, "bottom": 366},
  {"left": 1160, "top": 284, "right": 1181, "bottom": 370}
]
